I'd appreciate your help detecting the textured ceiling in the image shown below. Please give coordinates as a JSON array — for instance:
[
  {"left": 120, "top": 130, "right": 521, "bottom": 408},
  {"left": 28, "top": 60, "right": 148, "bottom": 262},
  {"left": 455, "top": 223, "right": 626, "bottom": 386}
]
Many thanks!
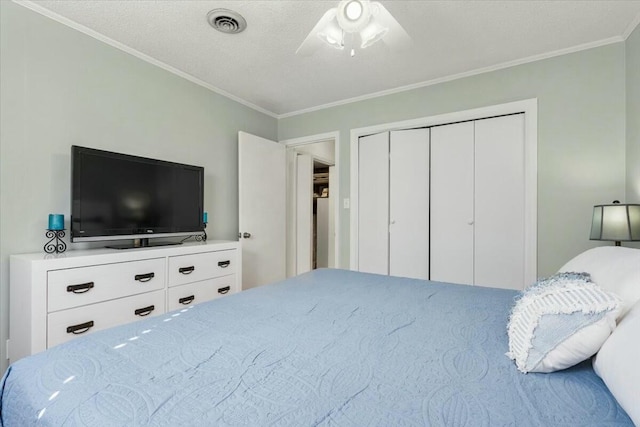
[{"left": 18, "top": 0, "right": 640, "bottom": 117}]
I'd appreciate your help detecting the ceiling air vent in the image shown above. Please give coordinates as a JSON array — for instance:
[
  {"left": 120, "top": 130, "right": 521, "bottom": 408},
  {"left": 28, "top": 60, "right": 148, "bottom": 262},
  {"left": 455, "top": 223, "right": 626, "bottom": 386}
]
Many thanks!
[{"left": 207, "top": 9, "right": 247, "bottom": 34}]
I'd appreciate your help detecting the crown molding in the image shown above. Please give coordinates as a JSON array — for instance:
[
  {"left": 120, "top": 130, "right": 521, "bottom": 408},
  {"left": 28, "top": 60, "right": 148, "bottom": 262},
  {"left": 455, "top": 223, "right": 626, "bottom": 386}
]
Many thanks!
[
  {"left": 12, "top": 0, "right": 632, "bottom": 121},
  {"left": 622, "top": 11, "right": 640, "bottom": 40},
  {"left": 13, "top": 0, "right": 279, "bottom": 119},
  {"left": 277, "top": 36, "right": 623, "bottom": 118}
]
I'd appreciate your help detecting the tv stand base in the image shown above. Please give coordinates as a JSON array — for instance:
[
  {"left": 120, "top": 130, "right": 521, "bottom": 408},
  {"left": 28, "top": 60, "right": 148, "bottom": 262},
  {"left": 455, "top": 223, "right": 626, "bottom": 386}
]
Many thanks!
[{"left": 106, "top": 238, "right": 183, "bottom": 250}]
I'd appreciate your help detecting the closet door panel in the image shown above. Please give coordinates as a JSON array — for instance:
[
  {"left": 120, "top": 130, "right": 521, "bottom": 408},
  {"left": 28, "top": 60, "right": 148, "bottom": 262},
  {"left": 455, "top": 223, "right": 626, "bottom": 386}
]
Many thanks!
[
  {"left": 474, "top": 114, "right": 525, "bottom": 289},
  {"left": 389, "top": 128, "right": 430, "bottom": 279},
  {"left": 358, "top": 132, "right": 389, "bottom": 275},
  {"left": 430, "top": 122, "right": 474, "bottom": 285}
]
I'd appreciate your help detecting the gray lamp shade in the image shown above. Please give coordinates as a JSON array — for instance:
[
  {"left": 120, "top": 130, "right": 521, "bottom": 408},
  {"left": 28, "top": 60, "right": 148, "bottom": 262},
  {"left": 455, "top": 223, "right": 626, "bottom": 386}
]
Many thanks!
[{"left": 590, "top": 204, "right": 640, "bottom": 242}]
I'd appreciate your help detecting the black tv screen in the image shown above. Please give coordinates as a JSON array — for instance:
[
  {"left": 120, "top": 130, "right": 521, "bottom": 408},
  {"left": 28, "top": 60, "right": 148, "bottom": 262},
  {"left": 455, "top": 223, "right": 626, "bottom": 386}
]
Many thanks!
[{"left": 71, "top": 146, "right": 204, "bottom": 243}]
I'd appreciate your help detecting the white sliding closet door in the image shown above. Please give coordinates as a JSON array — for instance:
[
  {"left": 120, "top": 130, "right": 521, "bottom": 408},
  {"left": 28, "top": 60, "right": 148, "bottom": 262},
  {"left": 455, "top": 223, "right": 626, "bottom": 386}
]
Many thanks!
[
  {"left": 355, "top": 112, "right": 527, "bottom": 288},
  {"left": 358, "top": 132, "right": 389, "bottom": 275},
  {"left": 389, "top": 129, "right": 430, "bottom": 279},
  {"left": 430, "top": 122, "right": 475, "bottom": 285},
  {"left": 474, "top": 114, "right": 525, "bottom": 289}
]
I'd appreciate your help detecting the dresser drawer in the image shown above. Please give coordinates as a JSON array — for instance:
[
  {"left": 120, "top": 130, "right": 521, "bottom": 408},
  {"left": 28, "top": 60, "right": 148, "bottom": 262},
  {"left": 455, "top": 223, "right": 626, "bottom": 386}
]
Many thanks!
[
  {"left": 47, "top": 289, "right": 165, "bottom": 348},
  {"left": 168, "top": 250, "right": 236, "bottom": 287},
  {"left": 167, "top": 275, "right": 237, "bottom": 312},
  {"left": 47, "top": 258, "right": 165, "bottom": 313}
]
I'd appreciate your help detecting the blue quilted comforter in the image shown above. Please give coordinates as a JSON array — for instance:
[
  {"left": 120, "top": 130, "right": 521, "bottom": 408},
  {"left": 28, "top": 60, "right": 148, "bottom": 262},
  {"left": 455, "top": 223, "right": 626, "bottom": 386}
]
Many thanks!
[{"left": 0, "top": 269, "right": 632, "bottom": 426}]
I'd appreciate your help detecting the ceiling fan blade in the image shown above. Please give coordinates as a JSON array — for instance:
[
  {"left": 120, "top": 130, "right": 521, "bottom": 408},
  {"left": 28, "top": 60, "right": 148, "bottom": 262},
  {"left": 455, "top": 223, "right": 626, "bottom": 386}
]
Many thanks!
[
  {"left": 296, "top": 8, "right": 338, "bottom": 56},
  {"left": 371, "top": 2, "right": 412, "bottom": 50}
]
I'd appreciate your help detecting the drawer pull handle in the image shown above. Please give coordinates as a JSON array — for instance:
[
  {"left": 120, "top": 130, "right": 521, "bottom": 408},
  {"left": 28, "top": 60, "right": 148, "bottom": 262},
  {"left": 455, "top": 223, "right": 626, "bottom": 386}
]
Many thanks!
[
  {"left": 67, "top": 321, "right": 94, "bottom": 335},
  {"left": 179, "top": 295, "right": 195, "bottom": 305},
  {"left": 218, "top": 286, "right": 231, "bottom": 295},
  {"left": 67, "top": 282, "right": 94, "bottom": 294},
  {"left": 179, "top": 266, "right": 195, "bottom": 274},
  {"left": 134, "top": 272, "right": 155, "bottom": 282},
  {"left": 134, "top": 305, "right": 155, "bottom": 317},
  {"left": 218, "top": 260, "right": 231, "bottom": 268}
]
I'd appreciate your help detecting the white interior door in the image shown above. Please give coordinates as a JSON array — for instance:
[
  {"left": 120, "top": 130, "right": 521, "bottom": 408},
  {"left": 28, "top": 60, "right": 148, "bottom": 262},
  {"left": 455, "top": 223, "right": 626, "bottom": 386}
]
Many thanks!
[
  {"left": 474, "top": 114, "right": 525, "bottom": 289},
  {"left": 238, "top": 131, "right": 286, "bottom": 289},
  {"left": 295, "top": 153, "right": 313, "bottom": 274},
  {"left": 357, "top": 132, "right": 389, "bottom": 275},
  {"left": 389, "top": 128, "right": 430, "bottom": 279},
  {"left": 430, "top": 122, "right": 475, "bottom": 285}
]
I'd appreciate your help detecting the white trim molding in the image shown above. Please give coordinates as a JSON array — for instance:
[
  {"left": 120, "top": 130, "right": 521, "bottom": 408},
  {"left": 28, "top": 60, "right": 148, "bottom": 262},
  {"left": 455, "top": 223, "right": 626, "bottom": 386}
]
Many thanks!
[
  {"left": 280, "top": 132, "right": 339, "bottom": 147},
  {"left": 278, "top": 38, "right": 620, "bottom": 119},
  {"left": 280, "top": 131, "right": 341, "bottom": 270},
  {"left": 14, "top": 0, "right": 627, "bottom": 120},
  {"left": 350, "top": 99, "right": 538, "bottom": 285},
  {"left": 623, "top": 11, "right": 640, "bottom": 40},
  {"left": 13, "top": 0, "right": 278, "bottom": 118}
]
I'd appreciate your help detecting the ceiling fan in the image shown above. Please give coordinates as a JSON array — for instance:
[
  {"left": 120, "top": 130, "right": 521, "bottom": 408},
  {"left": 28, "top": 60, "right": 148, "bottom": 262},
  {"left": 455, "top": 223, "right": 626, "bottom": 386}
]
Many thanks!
[{"left": 296, "top": 0, "right": 411, "bottom": 57}]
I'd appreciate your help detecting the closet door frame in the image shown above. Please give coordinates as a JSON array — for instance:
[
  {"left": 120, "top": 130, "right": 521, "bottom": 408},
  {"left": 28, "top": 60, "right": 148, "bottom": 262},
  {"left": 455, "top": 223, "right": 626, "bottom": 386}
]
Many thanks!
[{"left": 350, "top": 99, "right": 537, "bottom": 288}]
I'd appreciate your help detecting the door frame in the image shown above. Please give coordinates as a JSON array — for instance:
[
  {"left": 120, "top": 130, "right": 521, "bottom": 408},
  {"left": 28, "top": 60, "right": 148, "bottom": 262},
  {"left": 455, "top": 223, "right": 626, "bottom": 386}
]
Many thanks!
[
  {"left": 295, "top": 153, "right": 314, "bottom": 274},
  {"left": 349, "top": 99, "right": 538, "bottom": 286},
  {"left": 280, "top": 131, "right": 341, "bottom": 274}
]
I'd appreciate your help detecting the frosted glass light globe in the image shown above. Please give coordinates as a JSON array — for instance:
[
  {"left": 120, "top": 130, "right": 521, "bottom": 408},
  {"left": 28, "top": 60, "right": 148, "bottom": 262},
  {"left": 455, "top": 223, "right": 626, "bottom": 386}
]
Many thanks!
[{"left": 345, "top": 1, "right": 363, "bottom": 20}]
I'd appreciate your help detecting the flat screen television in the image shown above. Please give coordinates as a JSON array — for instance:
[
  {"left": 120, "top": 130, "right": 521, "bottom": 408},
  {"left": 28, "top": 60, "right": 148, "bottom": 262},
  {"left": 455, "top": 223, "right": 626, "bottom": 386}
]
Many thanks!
[{"left": 71, "top": 145, "right": 204, "bottom": 247}]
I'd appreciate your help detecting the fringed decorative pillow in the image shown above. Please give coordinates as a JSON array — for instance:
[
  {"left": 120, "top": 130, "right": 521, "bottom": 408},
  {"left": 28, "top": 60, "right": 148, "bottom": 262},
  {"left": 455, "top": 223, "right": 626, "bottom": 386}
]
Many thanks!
[
  {"left": 558, "top": 246, "right": 640, "bottom": 318},
  {"left": 506, "top": 272, "right": 621, "bottom": 373}
]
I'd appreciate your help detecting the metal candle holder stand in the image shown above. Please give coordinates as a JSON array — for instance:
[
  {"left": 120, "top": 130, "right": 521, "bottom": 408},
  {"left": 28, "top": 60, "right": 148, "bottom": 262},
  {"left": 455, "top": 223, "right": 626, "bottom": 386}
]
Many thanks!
[
  {"left": 44, "top": 229, "right": 67, "bottom": 254},
  {"left": 195, "top": 223, "right": 207, "bottom": 242}
]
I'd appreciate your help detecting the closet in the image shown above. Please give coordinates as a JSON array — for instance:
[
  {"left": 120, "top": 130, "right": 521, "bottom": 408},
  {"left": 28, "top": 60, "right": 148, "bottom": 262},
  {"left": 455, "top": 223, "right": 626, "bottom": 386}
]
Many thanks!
[{"left": 356, "top": 114, "right": 526, "bottom": 290}]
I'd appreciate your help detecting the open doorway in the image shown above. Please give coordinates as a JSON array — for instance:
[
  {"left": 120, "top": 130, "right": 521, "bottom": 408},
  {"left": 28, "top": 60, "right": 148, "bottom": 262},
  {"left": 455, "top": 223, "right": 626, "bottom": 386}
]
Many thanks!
[
  {"left": 313, "top": 161, "right": 334, "bottom": 269},
  {"left": 283, "top": 134, "right": 339, "bottom": 277}
]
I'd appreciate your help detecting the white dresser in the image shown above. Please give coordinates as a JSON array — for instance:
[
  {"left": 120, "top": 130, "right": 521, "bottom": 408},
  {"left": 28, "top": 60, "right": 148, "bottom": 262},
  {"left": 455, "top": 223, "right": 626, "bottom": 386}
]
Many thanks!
[{"left": 9, "top": 240, "right": 241, "bottom": 362}]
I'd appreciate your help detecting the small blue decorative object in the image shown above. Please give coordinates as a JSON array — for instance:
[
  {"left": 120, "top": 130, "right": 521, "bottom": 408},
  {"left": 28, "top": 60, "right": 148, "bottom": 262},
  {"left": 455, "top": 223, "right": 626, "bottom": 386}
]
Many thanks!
[
  {"left": 203, "top": 212, "right": 208, "bottom": 224},
  {"left": 48, "top": 214, "right": 64, "bottom": 231}
]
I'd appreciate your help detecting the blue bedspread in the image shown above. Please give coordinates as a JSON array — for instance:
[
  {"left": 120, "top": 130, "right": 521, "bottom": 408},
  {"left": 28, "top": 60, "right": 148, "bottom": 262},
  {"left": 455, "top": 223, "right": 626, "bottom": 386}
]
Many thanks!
[{"left": 0, "top": 269, "right": 632, "bottom": 426}]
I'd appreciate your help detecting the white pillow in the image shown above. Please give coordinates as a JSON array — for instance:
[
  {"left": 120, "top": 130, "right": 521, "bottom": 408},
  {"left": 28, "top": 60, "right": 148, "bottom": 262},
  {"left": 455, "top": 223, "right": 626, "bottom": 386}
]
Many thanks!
[
  {"left": 593, "top": 299, "right": 640, "bottom": 425},
  {"left": 558, "top": 246, "right": 640, "bottom": 318},
  {"left": 507, "top": 272, "right": 621, "bottom": 373}
]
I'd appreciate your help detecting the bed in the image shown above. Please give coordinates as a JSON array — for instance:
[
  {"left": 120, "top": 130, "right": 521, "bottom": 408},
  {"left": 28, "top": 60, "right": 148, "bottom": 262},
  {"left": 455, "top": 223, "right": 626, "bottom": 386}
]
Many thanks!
[{"left": 0, "top": 264, "right": 636, "bottom": 426}]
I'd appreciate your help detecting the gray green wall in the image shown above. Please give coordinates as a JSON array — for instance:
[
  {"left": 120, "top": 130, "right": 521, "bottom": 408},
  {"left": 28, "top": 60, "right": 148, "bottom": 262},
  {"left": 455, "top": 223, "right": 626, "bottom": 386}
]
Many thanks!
[
  {"left": 279, "top": 43, "right": 628, "bottom": 278},
  {"left": 627, "top": 24, "right": 640, "bottom": 203},
  {"left": 0, "top": 1, "right": 277, "bottom": 373}
]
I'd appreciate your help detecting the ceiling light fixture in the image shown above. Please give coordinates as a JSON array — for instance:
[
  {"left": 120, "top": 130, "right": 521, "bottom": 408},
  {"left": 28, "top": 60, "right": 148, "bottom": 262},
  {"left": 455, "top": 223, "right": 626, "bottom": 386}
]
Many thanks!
[
  {"left": 317, "top": 10, "right": 344, "bottom": 50},
  {"left": 296, "top": 0, "right": 410, "bottom": 56},
  {"left": 345, "top": 0, "right": 363, "bottom": 20},
  {"left": 337, "top": 0, "right": 370, "bottom": 33}
]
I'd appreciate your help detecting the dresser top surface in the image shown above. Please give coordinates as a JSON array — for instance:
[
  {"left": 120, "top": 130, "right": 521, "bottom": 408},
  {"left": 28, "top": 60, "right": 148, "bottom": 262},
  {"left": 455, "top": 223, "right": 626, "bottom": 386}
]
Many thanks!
[{"left": 11, "top": 240, "right": 239, "bottom": 266}]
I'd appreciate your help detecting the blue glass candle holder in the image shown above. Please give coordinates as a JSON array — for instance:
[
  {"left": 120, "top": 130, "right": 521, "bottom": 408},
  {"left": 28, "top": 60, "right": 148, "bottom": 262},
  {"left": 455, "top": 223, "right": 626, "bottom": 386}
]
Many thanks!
[{"left": 48, "top": 214, "right": 64, "bottom": 230}]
